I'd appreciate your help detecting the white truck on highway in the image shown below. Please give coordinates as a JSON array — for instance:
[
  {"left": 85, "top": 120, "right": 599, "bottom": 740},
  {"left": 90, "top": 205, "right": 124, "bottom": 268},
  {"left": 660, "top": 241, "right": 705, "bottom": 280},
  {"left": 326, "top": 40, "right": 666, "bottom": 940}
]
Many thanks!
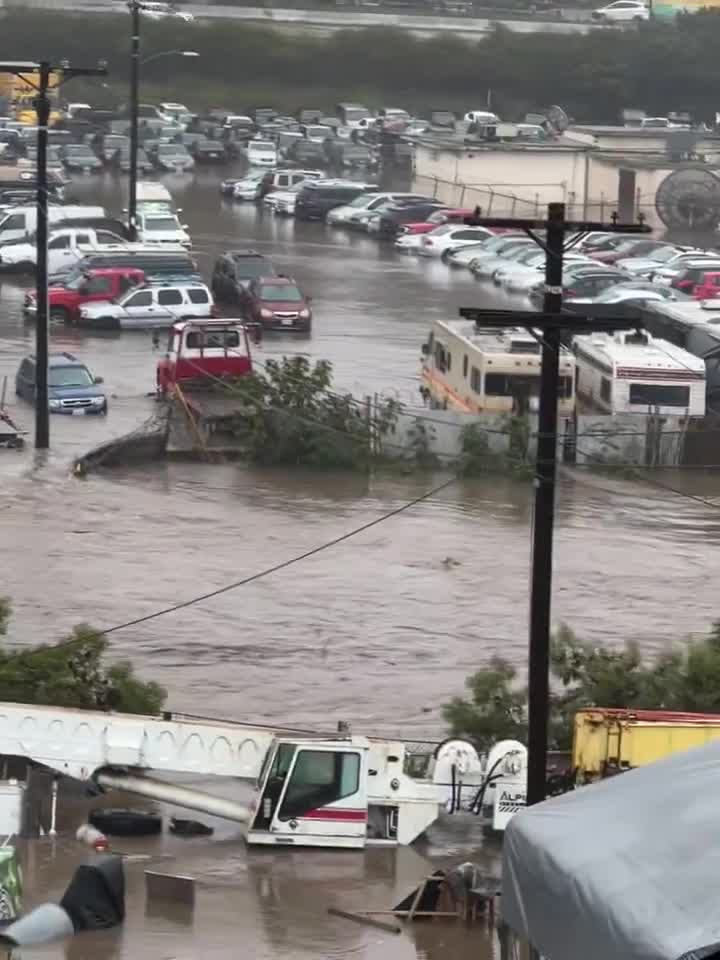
[{"left": 0, "top": 225, "right": 127, "bottom": 274}]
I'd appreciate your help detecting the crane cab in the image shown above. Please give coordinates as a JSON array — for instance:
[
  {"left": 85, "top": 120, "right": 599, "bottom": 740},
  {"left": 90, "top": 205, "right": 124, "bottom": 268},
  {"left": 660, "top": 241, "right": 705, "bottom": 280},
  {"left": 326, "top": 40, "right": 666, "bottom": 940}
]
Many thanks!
[{"left": 247, "top": 738, "right": 369, "bottom": 848}]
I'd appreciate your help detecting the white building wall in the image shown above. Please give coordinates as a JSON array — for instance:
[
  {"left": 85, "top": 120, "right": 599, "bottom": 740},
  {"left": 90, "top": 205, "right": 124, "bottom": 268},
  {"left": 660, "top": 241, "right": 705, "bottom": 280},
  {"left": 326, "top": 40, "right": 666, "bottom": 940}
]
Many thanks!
[{"left": 413, "top": 146, "right": 591, "bottom": 218}]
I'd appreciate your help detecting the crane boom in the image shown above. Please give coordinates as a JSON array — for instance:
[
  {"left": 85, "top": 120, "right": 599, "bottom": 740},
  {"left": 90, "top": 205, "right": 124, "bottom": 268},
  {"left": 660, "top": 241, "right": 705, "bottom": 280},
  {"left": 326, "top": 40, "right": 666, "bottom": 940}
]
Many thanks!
[{"left": 0, "top": 702, "right": 275, "bottom": 780}]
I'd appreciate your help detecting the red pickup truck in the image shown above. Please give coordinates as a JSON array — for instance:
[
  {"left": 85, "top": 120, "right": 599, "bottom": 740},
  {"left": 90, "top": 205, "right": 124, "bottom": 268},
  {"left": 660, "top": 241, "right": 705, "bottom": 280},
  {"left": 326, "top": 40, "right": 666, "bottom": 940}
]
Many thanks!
[{"left": 23, "top": 267, "right": 145, "bottom": 323}]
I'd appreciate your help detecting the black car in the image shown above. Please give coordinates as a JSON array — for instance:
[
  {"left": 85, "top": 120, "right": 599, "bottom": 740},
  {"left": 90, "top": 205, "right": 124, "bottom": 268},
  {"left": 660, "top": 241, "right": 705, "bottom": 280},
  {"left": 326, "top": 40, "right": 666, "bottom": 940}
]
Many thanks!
[
  {"left": 375, "top": 202, "right": 447, "bottom": 238},
  {"left": 211, "top": 250, "right": 276, "bottom": 303},
  {"left": 286, "top": 140, "right": 329, "bottom": 168},
  {"left": 325, "top": 141, "right": 377, "bottom": 171},
  {"left": 192, "top": 140, "right": 227, "bottom": 163},
  {"left": 295, "top": 181, "right": 374, "bottom": 221},
  {"left": 528, "top": 268, "right": 627, "bottom": 307}
]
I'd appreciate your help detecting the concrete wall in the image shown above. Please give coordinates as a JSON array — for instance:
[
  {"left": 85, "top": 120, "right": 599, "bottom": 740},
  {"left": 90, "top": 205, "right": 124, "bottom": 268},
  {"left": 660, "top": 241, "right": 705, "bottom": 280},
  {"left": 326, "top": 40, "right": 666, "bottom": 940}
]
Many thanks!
[
  {"left": 413, "top": 144, "right": 684, "bottom": 228},
  {"left": 413, "top": 145, "right": 591, "bottom": 218},
  {"left": 391, "top": 406, "right": 686, "bottom": 467}
]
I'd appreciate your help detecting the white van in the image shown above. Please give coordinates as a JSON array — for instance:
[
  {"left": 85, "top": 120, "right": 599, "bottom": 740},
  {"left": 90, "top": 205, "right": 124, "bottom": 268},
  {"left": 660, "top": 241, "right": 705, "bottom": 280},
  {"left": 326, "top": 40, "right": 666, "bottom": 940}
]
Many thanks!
[
  {"left": 245, "top": 140, "right": 277, "bottom": 168},
  {"left": 464, "top": 110, "right": 500, "bottom": 125},
  {"left": 136, "top": 181, "right": 174, "bottom": 211},
  {"left": 0, "top": 205, "right": 105, "bottom": 244}
]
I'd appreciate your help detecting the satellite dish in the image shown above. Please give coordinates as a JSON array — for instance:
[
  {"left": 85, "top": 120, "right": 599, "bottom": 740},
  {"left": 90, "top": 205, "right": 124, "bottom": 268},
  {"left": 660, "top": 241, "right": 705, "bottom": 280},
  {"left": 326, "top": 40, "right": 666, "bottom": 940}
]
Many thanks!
[
  {"left": 655, "top": 167, "right": 720, "bottom": 230},
  {"left": 546, "top": 105, "right": 570, "bottom": 132}
]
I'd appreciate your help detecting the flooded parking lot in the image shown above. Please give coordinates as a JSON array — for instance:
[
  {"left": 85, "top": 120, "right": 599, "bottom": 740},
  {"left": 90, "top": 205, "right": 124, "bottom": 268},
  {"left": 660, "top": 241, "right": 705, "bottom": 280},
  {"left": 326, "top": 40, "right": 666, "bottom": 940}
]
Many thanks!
[{"left": 0, "top": 166, "right": 719, "bottom": 959}]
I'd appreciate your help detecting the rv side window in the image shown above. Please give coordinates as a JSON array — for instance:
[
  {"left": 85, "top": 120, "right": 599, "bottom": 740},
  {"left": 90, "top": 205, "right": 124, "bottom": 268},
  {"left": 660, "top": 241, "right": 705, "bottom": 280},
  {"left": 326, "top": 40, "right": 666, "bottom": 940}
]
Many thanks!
[
  {"left": 600, "top": 377, "right": 611, "bottom": 403},
  {"left": 463, "top": 355, "right": 468, "bottom": 378},
  {"left": 628, "top": 384, "right": 690, "bottom": 407},
  {"left": 278, "top": 750, "right": 361, "bottom": 820},
  {"left": 470, "top": 367, "right": 481, "bottom": 393}
]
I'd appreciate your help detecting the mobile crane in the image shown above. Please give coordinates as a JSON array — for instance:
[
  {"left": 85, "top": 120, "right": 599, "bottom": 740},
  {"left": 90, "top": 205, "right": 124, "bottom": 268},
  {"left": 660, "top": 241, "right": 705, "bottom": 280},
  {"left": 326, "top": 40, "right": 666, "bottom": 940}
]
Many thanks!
[{"left": 0, "top": 702, "right": 528, "bottom": 848}]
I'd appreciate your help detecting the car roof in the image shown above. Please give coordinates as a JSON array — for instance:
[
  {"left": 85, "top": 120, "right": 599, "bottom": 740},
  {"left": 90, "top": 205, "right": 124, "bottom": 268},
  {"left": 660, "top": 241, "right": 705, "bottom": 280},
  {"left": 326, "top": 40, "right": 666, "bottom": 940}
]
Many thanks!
[
  {"left": 256, "top": 275, "right": 297, "bottom": 285},
  {"left": 227, "top": 249, "right": 266, "bottom": 259},
  {"left": 28, "top": 352, "right": 86, "bottom": 367}
]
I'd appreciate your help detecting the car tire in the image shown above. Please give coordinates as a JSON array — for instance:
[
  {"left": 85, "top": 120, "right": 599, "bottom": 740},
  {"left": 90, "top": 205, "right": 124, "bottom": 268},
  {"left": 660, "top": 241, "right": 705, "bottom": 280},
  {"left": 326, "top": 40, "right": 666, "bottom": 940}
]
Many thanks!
[
  {"left": 89, "top": 808, "right": 162, "bottom": 837},
  {"left": 49, "top": 306, "right": 68, "bottom": 323},
  {"left": 16, "top": 262, "right": 34, "bottom": 274},
  {"left": 633, "top": 13, "right": 643, "bottom": 19},
  {"left": 96, "top": 316, "right": 118, "bottom": 331}
]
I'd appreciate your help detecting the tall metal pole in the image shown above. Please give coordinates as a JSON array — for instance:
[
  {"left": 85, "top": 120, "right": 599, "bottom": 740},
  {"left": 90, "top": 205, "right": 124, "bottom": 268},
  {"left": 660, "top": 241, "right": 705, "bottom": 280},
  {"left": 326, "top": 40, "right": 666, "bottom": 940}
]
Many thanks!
[
  {"left": 526, "top": 201, "right": 565, "bottom": 807},
  {"left": 34, "top": 61, "right": 51, "bottom": 450},
  {"left": 128, "top": 0, "right": 140, "bottom": 241}
]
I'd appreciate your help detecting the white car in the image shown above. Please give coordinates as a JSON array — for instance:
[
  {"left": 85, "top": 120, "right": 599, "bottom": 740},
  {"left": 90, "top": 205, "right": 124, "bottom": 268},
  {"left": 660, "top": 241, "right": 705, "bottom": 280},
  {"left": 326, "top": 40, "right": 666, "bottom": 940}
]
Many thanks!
[
  {"left": 233, "top": 175, "right": 266, "bottom": 201},
  {"left": 78, "top": 281, "right": 213, "bottom": 330},
  {"left": 417, "top": 224, "right": 494, "bottom": 259},
  {"left": 445, "top": 240, "right": 497, "bottom": 268},
  {"left": 245, "top": 140, "right": 278, "bottom": 168},
  {"left": 619, "top": 247, "right": 705, "bottom": 278},
  {"left": 265, "top": 183, "right": 304, "bottom": 214},
  {"left": 498, "top": 252, "right": 593, "bottom": 291},
  {"left": 592, "top": 0, "right": 649, "bottom": 21},
  {"left": 137, "top": 212, "right": 191, "bottom": 249},
  {"left": 141, "top": 2, "right": 195, "bottom": 20},
  {"left": 327, "top": 192, "right": 426, "bottom": 227}
]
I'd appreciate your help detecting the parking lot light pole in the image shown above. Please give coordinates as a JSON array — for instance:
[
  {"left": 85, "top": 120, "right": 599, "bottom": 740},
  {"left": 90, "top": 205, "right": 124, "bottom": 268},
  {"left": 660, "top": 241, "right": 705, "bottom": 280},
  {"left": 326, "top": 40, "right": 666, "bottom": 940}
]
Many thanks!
[
  {"left": 126, "top": 0, "right": 198, "bottom": 240},
  {"left": 0, "top": 60, "right": 107, "bottom": 450}
]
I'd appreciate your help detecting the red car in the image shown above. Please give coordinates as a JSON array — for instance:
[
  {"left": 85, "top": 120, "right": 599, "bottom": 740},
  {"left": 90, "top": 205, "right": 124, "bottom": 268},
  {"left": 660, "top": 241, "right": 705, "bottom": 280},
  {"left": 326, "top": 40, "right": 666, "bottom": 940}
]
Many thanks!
[
  {"left": 398, "top": 207, "right": 475, "bottom": 237},
  {"left": 239, "top": 275, "right": 312, "bottom": 332},
  {"left": 23, "top": 267, "right": 145, "bottom": 324},
  {"left": 692, "top": 271, "right": 720, "bottom": 299}
]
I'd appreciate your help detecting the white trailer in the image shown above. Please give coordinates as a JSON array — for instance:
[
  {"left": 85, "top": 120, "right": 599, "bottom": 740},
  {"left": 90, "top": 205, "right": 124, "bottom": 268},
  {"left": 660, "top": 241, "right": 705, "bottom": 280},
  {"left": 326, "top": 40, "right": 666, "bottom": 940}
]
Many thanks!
[{"left": 574, "top": 329, "right": 706, "bottom": 416}]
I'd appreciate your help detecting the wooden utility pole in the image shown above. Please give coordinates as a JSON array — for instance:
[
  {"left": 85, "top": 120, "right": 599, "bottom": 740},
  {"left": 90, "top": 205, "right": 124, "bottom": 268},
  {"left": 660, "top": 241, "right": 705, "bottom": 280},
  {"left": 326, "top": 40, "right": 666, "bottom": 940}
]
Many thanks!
[{"left": 463, "top": 202, "right": 649, "bottom": 806}]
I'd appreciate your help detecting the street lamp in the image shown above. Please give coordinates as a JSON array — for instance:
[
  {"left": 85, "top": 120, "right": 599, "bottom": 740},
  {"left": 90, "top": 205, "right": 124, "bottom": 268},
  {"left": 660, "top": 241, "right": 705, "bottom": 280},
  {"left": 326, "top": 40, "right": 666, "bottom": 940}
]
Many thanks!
[{"left": 127, "top": 0, "right": 199, "bottom": 241}]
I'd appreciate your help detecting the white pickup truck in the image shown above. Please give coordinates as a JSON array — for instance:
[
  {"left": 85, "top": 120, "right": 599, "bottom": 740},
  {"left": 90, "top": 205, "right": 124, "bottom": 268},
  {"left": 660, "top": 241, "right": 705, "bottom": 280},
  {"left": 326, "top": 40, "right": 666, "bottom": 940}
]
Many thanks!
[{"left": 0, "top": 226, "right": 127, "bottom": 274}]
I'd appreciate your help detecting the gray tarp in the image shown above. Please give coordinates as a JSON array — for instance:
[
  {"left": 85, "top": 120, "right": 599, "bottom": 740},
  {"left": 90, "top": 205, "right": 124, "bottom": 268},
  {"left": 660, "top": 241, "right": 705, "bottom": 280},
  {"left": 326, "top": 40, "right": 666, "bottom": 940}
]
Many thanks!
[{"left": 502, "top": 738, "right": 720, "bottom": 960}]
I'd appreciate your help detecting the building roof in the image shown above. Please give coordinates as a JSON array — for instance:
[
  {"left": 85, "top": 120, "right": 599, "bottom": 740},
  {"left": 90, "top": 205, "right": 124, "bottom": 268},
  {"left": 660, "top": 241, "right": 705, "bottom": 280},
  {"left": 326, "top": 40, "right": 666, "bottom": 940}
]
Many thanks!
[
  {"left": 412, "top": 133, "right": 589, "bottom": 154},
  {"left": 574, "top": 331, "right": 705, "bottom": 374}
]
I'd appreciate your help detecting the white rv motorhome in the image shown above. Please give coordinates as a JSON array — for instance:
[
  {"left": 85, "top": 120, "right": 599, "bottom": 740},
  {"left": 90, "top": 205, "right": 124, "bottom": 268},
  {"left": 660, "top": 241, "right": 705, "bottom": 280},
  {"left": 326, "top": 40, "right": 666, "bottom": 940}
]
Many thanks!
[
  {"left": 420, "top": 318, "right": 576, "bottom": 415},
  {"left": 573, "top": 329, "right": 706, "bottom": 417}
]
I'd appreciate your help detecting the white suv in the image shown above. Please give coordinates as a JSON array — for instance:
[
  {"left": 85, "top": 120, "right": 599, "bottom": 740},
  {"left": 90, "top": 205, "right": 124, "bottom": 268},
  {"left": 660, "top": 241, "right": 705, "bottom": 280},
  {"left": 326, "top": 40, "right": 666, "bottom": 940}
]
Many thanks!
[
  {"left": 78, "top": 281, "right": 213, "bottom": 330},
  {"left": 592, "top": 0, "right": 649, "bottom": 21}
]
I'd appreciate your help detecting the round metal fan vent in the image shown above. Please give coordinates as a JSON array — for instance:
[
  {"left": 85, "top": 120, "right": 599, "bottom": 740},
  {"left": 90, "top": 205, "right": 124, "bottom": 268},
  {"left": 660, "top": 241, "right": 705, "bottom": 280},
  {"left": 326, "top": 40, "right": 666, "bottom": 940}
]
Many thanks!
[{"left": 655, "top": 167, "right": 720, "bottom": 230}]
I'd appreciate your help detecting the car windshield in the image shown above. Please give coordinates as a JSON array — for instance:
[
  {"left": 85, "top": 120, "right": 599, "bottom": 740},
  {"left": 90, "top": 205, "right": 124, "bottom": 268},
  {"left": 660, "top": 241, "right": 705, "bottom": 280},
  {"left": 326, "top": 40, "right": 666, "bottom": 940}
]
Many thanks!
[
  {"left": 49, "top": 365, "right": 94, "bottom": 388},
  {"left": 307, "top": 126, "right": 330, "bottom": 137},
  {"left": 260, "top": 284, "right": 303, "bottom": 302},
  {"left": 250, "top": 141, "right": 275, "bottom": 151},
  {"left": 158, "top": 144, "right": 184, "bottom": 156},
  {"left": 235, "top": 259, "right": 267, "bottom": 277},
  {"left": 144, "top": 217, "right": 180, "bottom": 231},
  {"left": 67, "top": 145, "right": 93, "bottom": 155}
]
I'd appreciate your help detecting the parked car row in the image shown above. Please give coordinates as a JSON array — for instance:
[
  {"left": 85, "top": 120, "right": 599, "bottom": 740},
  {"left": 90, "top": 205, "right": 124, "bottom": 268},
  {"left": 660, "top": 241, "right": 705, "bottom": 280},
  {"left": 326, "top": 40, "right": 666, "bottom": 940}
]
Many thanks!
[{"left": 416, "top": 225, "right": 714, "bottom": 308}]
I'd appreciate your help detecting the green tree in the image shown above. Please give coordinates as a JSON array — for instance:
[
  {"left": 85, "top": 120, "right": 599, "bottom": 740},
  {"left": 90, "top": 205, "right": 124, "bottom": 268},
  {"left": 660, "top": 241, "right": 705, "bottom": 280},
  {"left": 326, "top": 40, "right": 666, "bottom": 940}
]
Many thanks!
[
  {"left": 228, "top": 356, "right": 400, "bottom": 470},
  {"left": 0, "top": 602, "right": 165, "bottom": 714},
  {"left": 441, "top": 657, "right": 527, "bottom": 751},
  {"left": 444, "top": 619, "right": 720, "bottom": 752}
]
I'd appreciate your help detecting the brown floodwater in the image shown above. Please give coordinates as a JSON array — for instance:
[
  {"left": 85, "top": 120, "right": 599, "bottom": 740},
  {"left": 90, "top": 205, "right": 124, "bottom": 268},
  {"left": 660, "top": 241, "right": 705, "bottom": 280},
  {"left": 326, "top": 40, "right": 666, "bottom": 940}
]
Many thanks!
[{"left": 0, "top": 166, "right": 719, "bottom": 959}]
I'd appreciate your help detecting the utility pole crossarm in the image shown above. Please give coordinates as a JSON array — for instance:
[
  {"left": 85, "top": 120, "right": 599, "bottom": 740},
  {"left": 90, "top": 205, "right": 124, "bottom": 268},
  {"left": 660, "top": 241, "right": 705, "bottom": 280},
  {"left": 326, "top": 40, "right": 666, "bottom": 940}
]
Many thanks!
[{"left": 464, "top": 212, "right": 652, "bottom": 234}]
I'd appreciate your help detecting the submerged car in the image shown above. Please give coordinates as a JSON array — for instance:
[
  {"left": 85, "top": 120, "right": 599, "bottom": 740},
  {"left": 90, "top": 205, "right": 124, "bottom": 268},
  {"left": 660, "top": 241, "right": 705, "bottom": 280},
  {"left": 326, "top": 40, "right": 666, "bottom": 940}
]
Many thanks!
[
  {"left": 60, "top": 143, "right": 102, "bottom": 172},
  {"left": 16, "top": 352, "right": 107, "bottom": 414},
  {"left": 239, "top": 274, "right": 312, "bottom": 332}
]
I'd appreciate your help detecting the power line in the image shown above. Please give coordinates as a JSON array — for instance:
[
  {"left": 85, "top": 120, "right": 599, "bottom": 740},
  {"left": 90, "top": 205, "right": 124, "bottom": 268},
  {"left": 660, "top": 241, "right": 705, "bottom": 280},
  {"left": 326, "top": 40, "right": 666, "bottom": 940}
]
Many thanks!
[{"left": 100, "top": 475, "right": 457, "bottom": 636}]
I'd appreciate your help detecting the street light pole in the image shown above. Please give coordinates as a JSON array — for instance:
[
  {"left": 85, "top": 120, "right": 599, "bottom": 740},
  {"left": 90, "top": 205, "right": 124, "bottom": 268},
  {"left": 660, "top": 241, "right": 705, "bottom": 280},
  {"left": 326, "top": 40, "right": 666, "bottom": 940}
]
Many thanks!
[
  {"left": 128, "top": 0, "right": 140, "bottom": 241},
  {"left": 34, "top": 61, "right": 51, "bottom": 449}
]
